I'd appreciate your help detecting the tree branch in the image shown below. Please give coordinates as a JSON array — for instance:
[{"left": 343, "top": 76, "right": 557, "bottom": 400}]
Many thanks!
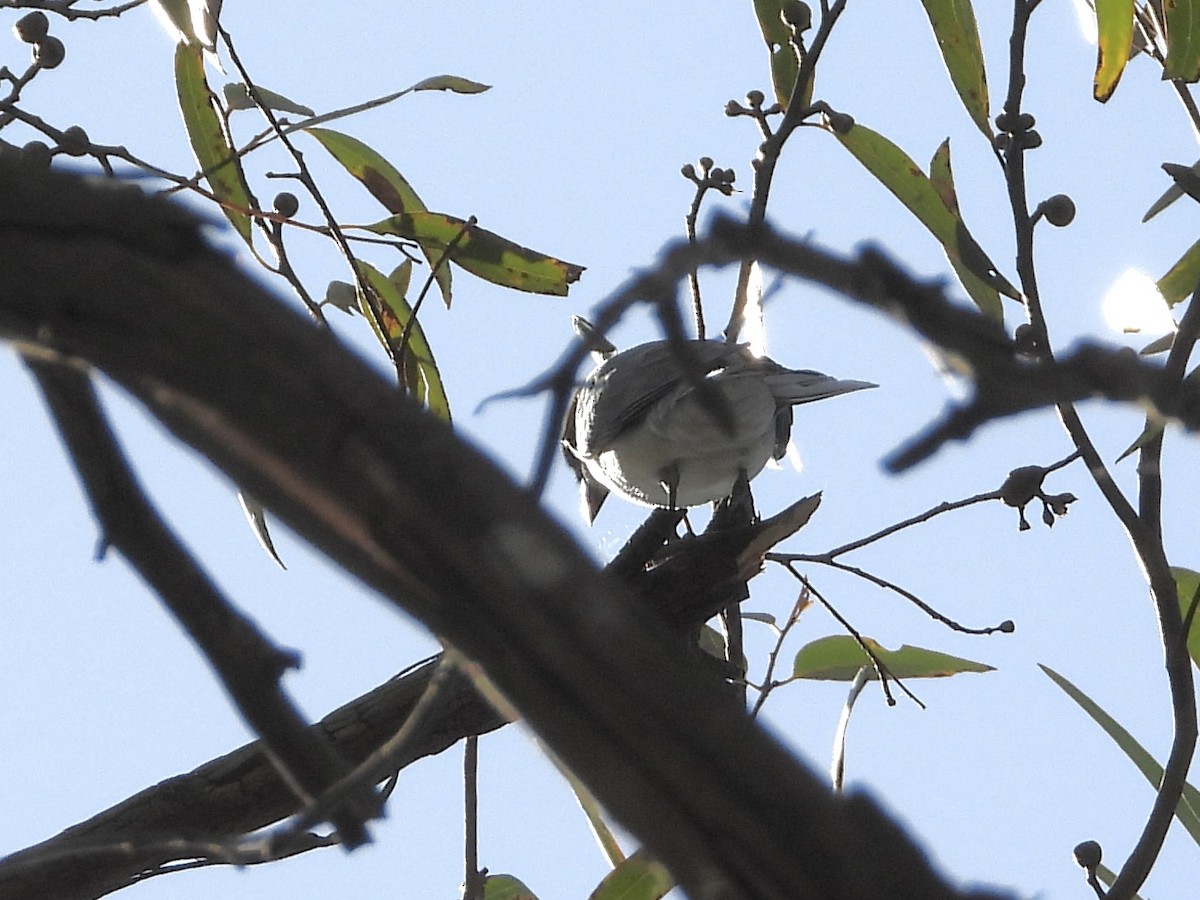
[{"left": 0, "top": 166, "right": 1008, "bottom": 900}]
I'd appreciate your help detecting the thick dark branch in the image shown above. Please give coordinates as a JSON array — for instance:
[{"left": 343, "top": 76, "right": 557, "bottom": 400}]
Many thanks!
[
  {"left": 23, "top": 355, "right": 379, "bottom": 848},
  {"left": 0, "top": 167, "right": 1009, "bottom": 900},
  {"left": 0, "top": 658, "right": 501, "bottom": 900},
  {"left": 0, "top": 495, "right": 818, "bottom": 899}
]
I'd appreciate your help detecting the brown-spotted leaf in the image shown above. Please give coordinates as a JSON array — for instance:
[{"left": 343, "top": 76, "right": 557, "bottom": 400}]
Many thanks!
[
  {"left": 365, "top": 212, "right": 584, "bottom": 296},
  {"left": 356, "top": 260, "right": 451, "bottom": 422},
  {"left": 919, "top": 0, "right": 992, "bottom": 136},
  {"left": 1094, "top": 0, "right": 1135, "bottom": 101},
  {"left": 306, "top": 126, "right": 452, "bottom": 305}
]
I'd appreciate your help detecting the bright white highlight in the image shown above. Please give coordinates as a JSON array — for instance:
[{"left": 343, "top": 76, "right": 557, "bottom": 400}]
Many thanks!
[
  {"left": 1102, "top": 269, "right": 1175, "bottom": 335},
  {"left": 742, "top": 260, "right": 767, "bottom": 358},
  {"left": 1072, "top": 0, "right": 1098, "bottom": 45}
]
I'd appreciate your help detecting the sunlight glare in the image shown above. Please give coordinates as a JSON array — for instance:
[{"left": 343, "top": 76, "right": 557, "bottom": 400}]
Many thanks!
[
  {"left": 1102, "top": 268, "right": 1175, "bottom": 335},
  {"left": 1071, "top": 0, "right": 1098, "bottom": 45}
]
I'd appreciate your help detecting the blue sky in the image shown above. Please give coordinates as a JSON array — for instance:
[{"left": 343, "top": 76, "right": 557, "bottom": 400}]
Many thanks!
[{"left": 2, "top": 1, "right": 1198, "bottom": 897}]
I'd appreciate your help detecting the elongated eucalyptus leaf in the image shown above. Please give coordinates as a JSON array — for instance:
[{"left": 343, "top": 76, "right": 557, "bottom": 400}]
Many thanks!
[
  {"left": 753, "top": 0, "right": 803, "bottom": 109},
  {"left": 588, "top": 850, "right": 673, "bottom": 900},
  {"left": 929, "top": 140, "right": 1003, "bottom": 318},
  {"left": 1095, "top": 863, "right": 1146, "bottom": 899},
  {"left": 1157, "top": 235, "right": 1200, "bottom": 305},
  {"left": 237, "top": 491, "right": 285, "bottom": 569},
  {"left": 831, "top": 121, "right": 1018, "bottom": 307},
  {"left": 1171, "top": 567, "right": 1200, "bottom": 668},
  {"left": 1041, "top": 664, "right": 1200, "bottom": 844},
  {"left": 366, "top": 212, "right": 584, "bottom": 296},
  {"left": 355, "top": 261, "right": 451, "bottom": 422},
  {"left": 483, "top": 874, "right": 539, "bottom": 900},
  {"left": 305, "top": 126, "right": 452, "bottom": 305},
  {"left": 919, "top": 0, "right": 992, "bottom": 136},
  {"left": 174, "top": 42, "right": 254, "bottom": 244},
  {"left": 223, "top": 83, "right": 315, "bottom": 116},
  {"left": 410, "top": 74, "right": 491, "bottom": 94},
  {"left": 1164, "top": 0, "right": 1200, "bottom": 81},
  {"left": 793, "top": 635, "right": 994, "bottom": 681},
  {"left": 1094, "top": 0, "right": 1136, "bottom": 100}
]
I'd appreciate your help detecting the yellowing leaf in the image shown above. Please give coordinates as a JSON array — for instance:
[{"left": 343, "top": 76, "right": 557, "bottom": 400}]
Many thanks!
[
  {"left": 306, "top": 127, "right": 452, "bottom": 305},
  {"left": 792, "top": 635, "right": 994, "bottom": 681},
  {"left": 483, "top": 873, "right": 539, "bottom": 900},
  {"left": 174, "top": 43, "right": 254, "bottom": 245},
  {"left": 1094, "top": 0, "right": 1136, "bottom": 101},
  {"left": 919, "top": 0, "right": 992, "bottom": 136},
  {"left": 356, "top": 260, "right": 451, "bottom": 422},
  {"left": 365, "top": 212, "right": 584, "bottom": 296}
]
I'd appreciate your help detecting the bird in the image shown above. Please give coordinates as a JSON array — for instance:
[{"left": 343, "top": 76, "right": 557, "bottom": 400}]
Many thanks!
[{"left": 562, "top": 323, "right": 875, "bottom": 522}]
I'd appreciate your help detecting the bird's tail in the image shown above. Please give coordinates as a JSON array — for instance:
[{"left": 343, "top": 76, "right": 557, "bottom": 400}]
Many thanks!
[{"left": 766, "top": 371, "right": 877, "bottom": 405}]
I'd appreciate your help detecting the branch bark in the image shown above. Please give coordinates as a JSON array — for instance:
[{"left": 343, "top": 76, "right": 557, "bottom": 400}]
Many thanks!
[{"left": 0, "top": 165, "right": 1011, "bottom": 900}]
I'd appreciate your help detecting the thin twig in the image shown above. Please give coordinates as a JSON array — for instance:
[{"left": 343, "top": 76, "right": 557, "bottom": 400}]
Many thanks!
[{"left": 463, "top": 735, "right": 484, "bottom": 900}]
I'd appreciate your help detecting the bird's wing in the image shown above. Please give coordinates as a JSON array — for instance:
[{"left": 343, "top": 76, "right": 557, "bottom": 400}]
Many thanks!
[{"left": 576, "top": 341, "right": 748, "bottom": 453}]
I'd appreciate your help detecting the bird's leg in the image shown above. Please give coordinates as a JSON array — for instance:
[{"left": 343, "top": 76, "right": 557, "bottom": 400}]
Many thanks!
[
  {"left": 712, "top": 467, "right": 756, "bottom": 530},
  {"left": 658, "top": 462, "right": 681, "bottom": 511}
]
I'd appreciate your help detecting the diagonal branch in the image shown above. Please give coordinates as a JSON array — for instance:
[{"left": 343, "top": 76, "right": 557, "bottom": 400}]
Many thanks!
[{"left": 0, "top": 165, "right": 1009, "bottom": 900}]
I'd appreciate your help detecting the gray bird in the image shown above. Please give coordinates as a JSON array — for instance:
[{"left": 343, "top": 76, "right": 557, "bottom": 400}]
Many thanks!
[{"left": 562, "top": 331, "right": 874, "bottom": 522}]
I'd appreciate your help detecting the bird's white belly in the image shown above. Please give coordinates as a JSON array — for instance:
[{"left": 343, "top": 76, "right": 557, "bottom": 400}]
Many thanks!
[{"left": 584, "top": 378, "right": 777, "bottom": 508}]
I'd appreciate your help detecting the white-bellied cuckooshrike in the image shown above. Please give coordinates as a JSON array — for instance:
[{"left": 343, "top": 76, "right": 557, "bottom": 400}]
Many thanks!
[{"left": 562, "top": 329, "right": 875, "bottom": 522}]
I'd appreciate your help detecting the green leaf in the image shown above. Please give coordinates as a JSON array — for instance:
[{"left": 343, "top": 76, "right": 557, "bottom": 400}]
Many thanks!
[
  {"left": 1163, "top": 161, "right": 1200, "bottom": 204},
  {"left": 753, "top": 0, "right": 803, "bottom": 109},
  {"left": 1171, "top": 567, "right": 1200, "bottom": 669},
  {"left": 1145, "top": 157, "right": 1200, "bottom": 222},
  {"left": 223, "top": 83, "right": 315, "bottom": 116},
  {"left": 1041, "top": 664, "right": 1200, "bottom": 845},
  {"left": 1157, "top": 235, "right": 1200, "bottom": 305},
  {"left": 1114, "top": 417, "right": 1165, "bottom": 462},
  {"left": 929, "top": 140, "right": 1003, "bottom": 319},
  {"left": 355, "top": 260, "right": 451, "bottom": 422},
  {"left": 409, "top": 74, "right": 492, "bottom": 94},
  {"left": 483, "top": 873, "right": 539, "bottom": 900},
  {"left": 1094, "top": 0, "right": 1136, "bottom": 101},
  {"left": 1164, "top": 0, "right": 1200, "bottom": 81},
  {"left": 365, "top": 212, "right": 585, "bottom": 296},
  {"left": 918, "top": 0, "right": 992, "bottom": 136},
  {"left": 174, "top": 43, "right": 254, "bottom": 245},
  {"left": 792, "top": 635, "right": 994, "bottom": 681},
  {"left": 830, "top": 121, "right": 1018, "bottom": 306},
  {"left": 587, "top": 850, "right": 673, "bottom": 900},
  {"left": 305, "top": 127, "right": 453, "bottom": 306}
]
